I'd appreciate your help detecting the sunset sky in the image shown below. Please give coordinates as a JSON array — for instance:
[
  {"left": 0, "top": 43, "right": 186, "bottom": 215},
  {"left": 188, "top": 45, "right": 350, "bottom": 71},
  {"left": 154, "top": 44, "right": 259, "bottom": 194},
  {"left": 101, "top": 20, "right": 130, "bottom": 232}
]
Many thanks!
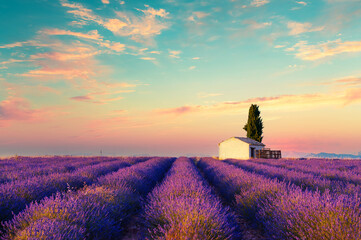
[{"left": 1, "top": 0, "right": 361, "bottom": 157}]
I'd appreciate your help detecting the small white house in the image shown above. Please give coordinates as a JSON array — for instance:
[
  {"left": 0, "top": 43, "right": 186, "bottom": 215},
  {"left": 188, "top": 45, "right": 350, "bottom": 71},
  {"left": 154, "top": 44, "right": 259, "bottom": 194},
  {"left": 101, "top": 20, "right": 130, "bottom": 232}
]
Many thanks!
[{"left": 218, "top": 137, "right": 265, "bottom": 160}]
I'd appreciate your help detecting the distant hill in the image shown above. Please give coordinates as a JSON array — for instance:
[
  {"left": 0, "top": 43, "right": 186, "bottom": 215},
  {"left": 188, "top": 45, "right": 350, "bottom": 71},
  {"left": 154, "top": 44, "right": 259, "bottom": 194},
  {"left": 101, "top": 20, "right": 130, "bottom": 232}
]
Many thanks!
[{"left": 305, "top": 152, "right": 361, "bottom": 159}]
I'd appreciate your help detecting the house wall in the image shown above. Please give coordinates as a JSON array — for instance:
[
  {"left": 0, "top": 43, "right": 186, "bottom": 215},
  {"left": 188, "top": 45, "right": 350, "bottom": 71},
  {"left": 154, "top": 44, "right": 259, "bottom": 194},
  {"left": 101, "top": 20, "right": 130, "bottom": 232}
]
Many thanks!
[{"left": 219, "top": 138, "right": 250, "bottom": 160}]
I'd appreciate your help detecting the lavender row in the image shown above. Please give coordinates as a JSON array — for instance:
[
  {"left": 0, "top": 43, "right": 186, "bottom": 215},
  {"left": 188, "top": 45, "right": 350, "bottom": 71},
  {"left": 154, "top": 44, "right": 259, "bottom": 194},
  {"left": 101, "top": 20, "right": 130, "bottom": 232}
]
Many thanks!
[
  {"left": 142, "top": 157, "right": 239, "bottom": 240},
  {"left": 252, "top": 158, "right": 361, "bottom": 186},
  {"left": 0, "top": 157, "right": 142, "bottom": 224},
  {"left": 0, "top": 156, "right": 88, "bottom": 173},
  {"left": 0, "top": 156, "right": 123, "bottom": 185},
  {"left": 255, "top": 158, "right": 361, "bottom": 173},
  {"left": 1, "top": 157, "right": 174, "bottom": 239},
  {"left": 227, "top": 159, "right": 361, "bottom": 195},
  {"left": 198, "top": 158, "right": 361, "bottom": 240}
]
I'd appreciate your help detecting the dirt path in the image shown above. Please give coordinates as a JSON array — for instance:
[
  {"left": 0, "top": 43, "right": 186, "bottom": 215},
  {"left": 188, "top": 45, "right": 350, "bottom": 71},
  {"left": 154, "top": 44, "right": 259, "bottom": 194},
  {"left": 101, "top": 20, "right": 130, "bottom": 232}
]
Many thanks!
[{"left": 195, "top": 159, "right": 267, "bottom": 240}]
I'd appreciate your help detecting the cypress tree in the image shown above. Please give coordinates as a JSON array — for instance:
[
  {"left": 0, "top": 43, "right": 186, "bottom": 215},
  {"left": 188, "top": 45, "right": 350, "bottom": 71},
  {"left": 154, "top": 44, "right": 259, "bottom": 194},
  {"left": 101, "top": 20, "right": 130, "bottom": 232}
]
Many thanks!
[{"left": 243, "top": 104, "right": 263, "bottom": 142}]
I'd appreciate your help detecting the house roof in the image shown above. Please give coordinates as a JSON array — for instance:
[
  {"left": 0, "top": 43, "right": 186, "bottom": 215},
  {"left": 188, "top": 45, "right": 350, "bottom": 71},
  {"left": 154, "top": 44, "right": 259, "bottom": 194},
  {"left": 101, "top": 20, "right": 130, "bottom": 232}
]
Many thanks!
[{"left": 219, "top": 137, "right": 265, "bottom": 146}]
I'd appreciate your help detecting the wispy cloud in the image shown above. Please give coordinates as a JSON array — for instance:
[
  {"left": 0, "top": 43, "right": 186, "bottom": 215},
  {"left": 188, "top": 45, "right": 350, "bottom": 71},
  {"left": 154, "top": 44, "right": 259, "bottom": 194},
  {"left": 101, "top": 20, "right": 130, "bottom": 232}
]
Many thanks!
[
  {"left": 140, "top": 57, "right": 156, "bottom": 61},
  {"left": 69, "top": 82, "right": 136, "bottom": 104},
  {"left": 188, "top": 11, "right": 210, "bottom": 22},
  {"left": 15, "top": 41, "right": 102, "bottom": 84},
  {"left": 289, "top": 39, "right": 361, "bottom": 60},
  {"left": 98, "top": 41, "right": 126, "bottom": 52},
  {"left": 31, "top": 50, "right": 99, "bottom": 61},
  {"left": 70, "top": 94, "right": 124, "bottom": 104},
  {"left": 0, "top": 97, "right": 49, "bottom": 126},
  {"left": 61, "top": 1, "right": 170, "bottom": 44},
  {"left": 154, "top": 88, "right": 361, "bottom": 116},
  {"left": 0, "top": 42, "right": 26, "bottom": 49},
  {"left": 274, "top": 45, "right": 286, "bottom": 48},
  {"left": 323, "top": 76, "right": 361, "bottom": 87},
  {"left": 101, "top": 0, "right": 110, "bottom": 4},
  {"left": 112, "top": 6, "right": 170, "bottom": 44},
  {"left": 287, "top": 21, "right": 324, "bottom": 35},
  {"left": 70, "top": 95, "right": 93, "bottom": 101},
  {"left": 169, "top": 50, "right": 181, "bottom": 58},
  {"left": 296, "top": 1, "right": 307, "bottom": 5},
  {"left": 0, "top": 59, "right": 32, "bottom": 65},
  {"left": 41, "top": 28, "right": 103, "bottom": 40},
  {"left": 0, "top": 39, "right": 63, "bottom": 49},
  {"left": 250, "top": 0, "right": 270, "bottom": 7},
  {"left": 243, "top": 19, "right": 272, "bottom": 30}
]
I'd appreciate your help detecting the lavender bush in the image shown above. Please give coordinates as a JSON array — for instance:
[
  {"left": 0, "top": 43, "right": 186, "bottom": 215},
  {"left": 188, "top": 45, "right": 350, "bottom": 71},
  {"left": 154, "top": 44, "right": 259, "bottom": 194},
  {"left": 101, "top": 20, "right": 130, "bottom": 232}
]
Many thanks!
[
  {"left": 0, "top": 156, "right": 115, "bottom": 185},
  {"left": 1, "top": 156, "right": 361, "bottom": 239},
  {"left": 227, "top": 159, "right": 361, "bottom": 196},
  {"left": 252, "top": 158, "right": 361, "bottom": 186},
  {"left": 143, "top": 157, "right": 239, "bottom": 240},
  {"left": 2, "top": 157, "right": 174, "bottom": 239},
  {"left": 0, "top": 157, "right": 140, "bottom": 224},
  {"left": 198, "top": 158, "right": 361, "bottom": 239}
]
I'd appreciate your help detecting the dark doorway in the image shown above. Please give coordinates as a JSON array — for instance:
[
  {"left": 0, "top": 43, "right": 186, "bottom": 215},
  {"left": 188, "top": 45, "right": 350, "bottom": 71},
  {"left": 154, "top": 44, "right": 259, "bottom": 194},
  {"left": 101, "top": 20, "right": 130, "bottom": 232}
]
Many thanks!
[{"left": 250, "top": 147, "right": 255, "bottom": 158}]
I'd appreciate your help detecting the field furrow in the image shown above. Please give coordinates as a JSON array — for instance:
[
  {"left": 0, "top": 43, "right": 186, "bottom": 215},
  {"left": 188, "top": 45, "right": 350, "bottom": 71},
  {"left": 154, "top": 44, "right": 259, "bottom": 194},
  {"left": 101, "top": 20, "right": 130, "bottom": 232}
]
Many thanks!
[
  {"left": 227, "top": 159, "right": 361, "bottom": 194},
  {"left": 0, "top": 157, "right": 145, "bottom": 225},
  {"left": 251, "top": 159, "right": 361, "bottom": 185},
  {"left": 198, "top": 158, "right": 361, "bottom": 240},
  {"left": 1, "top": 157, "right": 174, "bottom": 239},
  {"left": 139, "top": 157, "right": 239, "bottom": 240},
  {"left": 0, "top": 156, "right": 129, "bottom": 185}
]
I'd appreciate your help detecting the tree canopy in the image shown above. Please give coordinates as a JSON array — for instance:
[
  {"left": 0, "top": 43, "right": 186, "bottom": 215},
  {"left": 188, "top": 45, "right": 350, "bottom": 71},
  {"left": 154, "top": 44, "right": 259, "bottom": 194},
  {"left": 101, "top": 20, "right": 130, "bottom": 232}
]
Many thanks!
[{"left": 243, "top": 104, "right": 264, "bottom": 142}]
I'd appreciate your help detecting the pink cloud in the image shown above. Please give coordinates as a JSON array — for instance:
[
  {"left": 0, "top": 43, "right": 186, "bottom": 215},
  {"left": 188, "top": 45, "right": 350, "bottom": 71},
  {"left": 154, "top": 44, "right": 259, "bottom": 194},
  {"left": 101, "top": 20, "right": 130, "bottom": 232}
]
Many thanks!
[
  {"left": 296, "top": 1, "right": 307, "bottom": 5},
  {"left": 290, "top": 39, "right": 361, "bottom": 60},
  {"left": 0, "top": 59, "right": 32, "bottom": 65},
  {"left": 250, "top": 0, "right": 270, "bottom": 7},
  {"left": 41, "top": 29, "right": 103, "bottom": 40},
  {"left": 102, "top": 18, "right": 128, "bottom": 32},
  {"left": 324, "top": 76, "right": 361, "bottom": 87},
  {"left": 169, "top": 50, "right": 181, "bottom": 58},
  {"left": 70, "top": 94, "right": 124, "bottom": 104},
  {"left": 16, "top": 41, "right": 104, "bottom": 84},
  {"left": 243, "top": 19, "right": 272, "bottom": 30},
  {"left": 70, "top": 95, "right": 93, "bottom": 101},
  {"left": 1, "top": 81, "right": 61, "bottom": 97},
  {"left": 0, "top": 42, "right": 26, "bottom": 49},
  {"left": 31, "top": 51, "right": 99, "bottom": 61},
  {"left": 140, "top": 57, "right": 156, "bottom": 60},
  {"left": 98, "top": 41, "right": 126, "bottom": 52},
  {"left": 19, "top": 62, "right": 98, "bottom": 81},
  {"left": 68, "top": 82, "right": 135, "bottom": 104},
  {"left": 287, "top": 21, "right": 324, "bottom": 35},
  {"left": 61, "top": 1, "right": 170, "bottom": 44},
  {"left": 188, "top": 11, "right": 210, "bottom": 22},
  {"left": 344, "top": 88, "right": 361, "bottom": 105},
  {"left": 0, "top": 39, "right": 65, "bottom": 49},
  {"left": 0, "top": 97, "right": 49, "bottom": 127},
  {"left": 156, "top": 106, "right": 200, "bottom": 115},
  {"left": 154, "top": 88, "right": 361, "bottom": 116}
]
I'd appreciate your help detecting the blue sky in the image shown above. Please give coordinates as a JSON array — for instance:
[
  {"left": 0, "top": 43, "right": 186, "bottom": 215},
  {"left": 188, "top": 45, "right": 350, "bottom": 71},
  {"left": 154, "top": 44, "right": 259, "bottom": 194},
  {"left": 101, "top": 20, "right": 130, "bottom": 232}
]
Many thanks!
[{"left": 1, "top": 0, "right": 361, "bottom": 156}]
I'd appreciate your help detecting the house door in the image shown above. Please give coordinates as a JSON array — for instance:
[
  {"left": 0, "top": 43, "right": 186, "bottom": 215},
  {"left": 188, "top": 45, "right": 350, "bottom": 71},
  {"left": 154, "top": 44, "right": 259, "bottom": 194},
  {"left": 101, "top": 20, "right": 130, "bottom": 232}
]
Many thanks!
[{"left": 250, "top": 147, "right": 255, "bottom": 158}]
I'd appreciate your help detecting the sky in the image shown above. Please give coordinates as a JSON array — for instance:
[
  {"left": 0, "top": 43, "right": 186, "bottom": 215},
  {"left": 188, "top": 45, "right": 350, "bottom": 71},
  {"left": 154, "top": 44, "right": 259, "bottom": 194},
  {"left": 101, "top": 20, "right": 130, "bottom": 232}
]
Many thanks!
[{"left": 0, "top": 0, "right": 361, "bottom": 157}]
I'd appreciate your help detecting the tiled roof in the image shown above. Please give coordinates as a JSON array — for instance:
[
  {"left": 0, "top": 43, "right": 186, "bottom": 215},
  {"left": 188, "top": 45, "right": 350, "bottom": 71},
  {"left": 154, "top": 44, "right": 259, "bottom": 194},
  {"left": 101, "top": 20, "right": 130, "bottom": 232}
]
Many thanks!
[
  {"left": 219, "top": 137, "right": 265, "bottom": 146},
  {"left": 234, "top": 137, "right": 265, "bottom": 146}
]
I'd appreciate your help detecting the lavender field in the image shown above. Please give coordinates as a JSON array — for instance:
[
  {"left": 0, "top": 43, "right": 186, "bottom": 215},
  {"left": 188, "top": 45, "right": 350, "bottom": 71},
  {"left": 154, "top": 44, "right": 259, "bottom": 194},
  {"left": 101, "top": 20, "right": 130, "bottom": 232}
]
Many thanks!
[{"left": 1, "top": 156, "right": 361, "bottom": 239}]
